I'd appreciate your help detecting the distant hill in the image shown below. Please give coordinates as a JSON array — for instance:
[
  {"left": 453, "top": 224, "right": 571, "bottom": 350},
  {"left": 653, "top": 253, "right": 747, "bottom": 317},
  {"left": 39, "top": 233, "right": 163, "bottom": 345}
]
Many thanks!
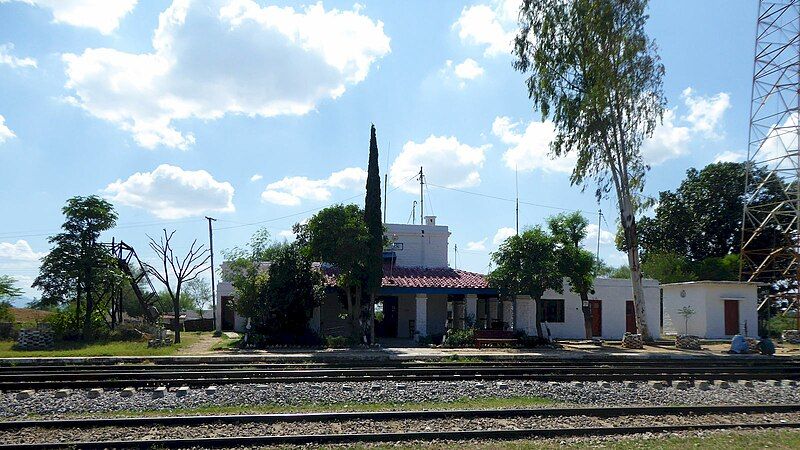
[{"left": 9, "top": 307, "right": 51, "bottom": 324}]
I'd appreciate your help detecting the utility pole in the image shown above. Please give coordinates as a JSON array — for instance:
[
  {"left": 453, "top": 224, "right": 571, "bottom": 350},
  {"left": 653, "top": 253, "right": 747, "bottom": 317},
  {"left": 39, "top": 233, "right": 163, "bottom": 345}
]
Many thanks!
[
  {"left": 515, "top": 167, "right": 519, "bottom": 235},
  {"left": 418, "top": 166, "right": 424, "bottom": 224},
  {"left": 383, "top": 141, "right": 390, "bottom": 223},
  {"left": 206, "top": 216, "right": 217, "bottom": 331}
]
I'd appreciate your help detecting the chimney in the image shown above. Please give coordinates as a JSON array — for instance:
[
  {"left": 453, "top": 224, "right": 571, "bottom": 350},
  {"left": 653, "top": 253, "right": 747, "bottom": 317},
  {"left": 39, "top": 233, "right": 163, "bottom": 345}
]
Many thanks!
[{"left": 424, "top": 215, "right": 436, "bottom": 226}]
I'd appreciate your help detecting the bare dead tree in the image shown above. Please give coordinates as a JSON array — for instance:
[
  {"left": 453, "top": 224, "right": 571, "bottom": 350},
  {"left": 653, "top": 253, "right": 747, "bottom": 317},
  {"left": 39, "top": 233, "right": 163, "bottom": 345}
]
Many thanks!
[{"left": 144, "top": 229, "right": 210, "bottom": 344}]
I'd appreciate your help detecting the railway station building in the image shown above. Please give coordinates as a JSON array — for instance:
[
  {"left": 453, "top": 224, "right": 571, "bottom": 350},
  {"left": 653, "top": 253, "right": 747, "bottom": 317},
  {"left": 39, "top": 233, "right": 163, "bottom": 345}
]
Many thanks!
[{"left": 216, "top": 217, "right": 662, "bottom": 341}]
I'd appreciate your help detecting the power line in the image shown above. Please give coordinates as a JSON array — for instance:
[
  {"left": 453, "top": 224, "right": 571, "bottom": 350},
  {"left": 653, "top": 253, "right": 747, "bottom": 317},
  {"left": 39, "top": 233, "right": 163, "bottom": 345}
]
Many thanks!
[{"left": 425, "top": 182, "right": 590, "bottom": 213}]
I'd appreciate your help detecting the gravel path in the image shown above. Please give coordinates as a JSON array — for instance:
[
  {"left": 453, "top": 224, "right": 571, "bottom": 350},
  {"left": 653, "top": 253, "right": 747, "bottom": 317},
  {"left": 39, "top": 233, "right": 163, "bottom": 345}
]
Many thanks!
[
  {"left": 3, "top": 380, "right": 800, "bottom": 419},
  {"left": 3, "top": 412, "right": 800, "bottom": 445}
]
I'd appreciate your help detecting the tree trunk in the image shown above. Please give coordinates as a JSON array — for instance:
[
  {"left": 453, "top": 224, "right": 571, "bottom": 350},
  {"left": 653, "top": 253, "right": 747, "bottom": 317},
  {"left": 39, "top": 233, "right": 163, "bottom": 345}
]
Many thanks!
[
  {"left": 532, "top": 295, "right": 544, "bottom": 339},
  {"left": 619, "top": 193, "right": 651, "bottom": 341},
  {"left": 83, "top": 267, "right": 93, "bottom": 340},
  {"left": 369, "top": 292, "right": 376, "bottom": 345},
  {"left": 173, "top": 286, "right": 181, "bottom": 344},
  {"left": 580, "top": 290, "right": 592, "bottom": 339}
]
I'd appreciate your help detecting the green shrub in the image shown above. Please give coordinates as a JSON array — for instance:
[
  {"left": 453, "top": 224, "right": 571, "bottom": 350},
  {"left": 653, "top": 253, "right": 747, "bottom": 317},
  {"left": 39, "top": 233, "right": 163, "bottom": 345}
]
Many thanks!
[
  {"left": 443, "top": 328, "right": 476, "bottom": 347},
  {"left": 768, "top": 315, "right": 798, "bottom": 337},
  {"left": 417, "top": 333, "right": 444, "bottom": 346},
  {"left": 324, "top": 335, "right": 349, "bottom": 348}
]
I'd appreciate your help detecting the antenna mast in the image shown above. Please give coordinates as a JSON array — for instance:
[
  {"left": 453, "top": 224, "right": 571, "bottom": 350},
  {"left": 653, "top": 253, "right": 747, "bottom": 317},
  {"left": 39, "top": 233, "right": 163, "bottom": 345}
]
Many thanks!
[
  {"left": 418, "top": 166, "right": 424, "bottom": 224},
  {"left": 740, "top": 0, "right": 800, "bottom": 324}
]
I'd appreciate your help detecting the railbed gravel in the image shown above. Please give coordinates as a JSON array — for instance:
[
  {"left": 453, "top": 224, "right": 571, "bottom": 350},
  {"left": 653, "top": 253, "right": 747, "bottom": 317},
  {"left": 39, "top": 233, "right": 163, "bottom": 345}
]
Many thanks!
[
  {"left": 3, "top": 412, "right": 800, "bottom": 445},
  {"left": 3, "top": 379, "right": 800, "bottom": 420}
]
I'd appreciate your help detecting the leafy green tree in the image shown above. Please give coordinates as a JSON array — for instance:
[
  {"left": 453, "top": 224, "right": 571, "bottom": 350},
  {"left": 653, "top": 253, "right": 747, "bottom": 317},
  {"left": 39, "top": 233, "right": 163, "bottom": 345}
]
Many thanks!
[
  {"left": 513, "top": 0, "right": 666, "bottom": 339},
  {"left": 640, "top": 252, "right": 696, "bottom": 284},
  {"left": 363, "top": 124, "right": 384, "bottom": 344},
  {"left": 632, "top": 163, "right": 780, "bottom": 262},
  {"left": 256, "top": 244, "right": 325, "bottom": 342},
  {"left": 221, "top": 229, "right": 288, "bottom": 329},
  {"left": 295, "top": 204, "right": 369, "bottom": 343},
  {"left": 33, "top": 196, "right": 121, "bottom": 339},
  {"left": 183, "top": 278, "right": 211, "bottom": 312},
  {"left": 547, "top": 213, "right": 596, "bottom": 338},
  {"left": 0, "top": 275, "right": 22, "bottom": 300},
  {"left": 693, "top": 254, "right": 739, "bottom": 281},
  {"left": 610, "top": 265, "right": 632, "bottom": 279},
  {"left": 489, "top": 227, "right": 562, "bottom": 338}
]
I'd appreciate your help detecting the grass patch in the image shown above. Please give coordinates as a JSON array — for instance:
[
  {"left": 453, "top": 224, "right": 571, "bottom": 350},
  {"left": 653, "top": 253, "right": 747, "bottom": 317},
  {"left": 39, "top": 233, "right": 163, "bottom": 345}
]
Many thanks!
[
  {"left": 0, "top": 332, "right": 202, "bottom": 358},
  {"left": 211, "top": 334, "right": 240, "bottom": 351},
  {"left": 68, "top": 395, "right": 555, "bottom": 419}
]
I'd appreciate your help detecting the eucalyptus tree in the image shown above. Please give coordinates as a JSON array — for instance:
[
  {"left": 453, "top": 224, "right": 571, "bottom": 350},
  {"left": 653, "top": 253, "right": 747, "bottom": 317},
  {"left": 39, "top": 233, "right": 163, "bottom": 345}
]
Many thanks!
[
  {"left": 0, "top": 275, "right": 22, "bottom": 300},
  {"left": 513, "top": 0, "right": 666, "bottom": 339},
  {"left": 547, "top": 212, "right": 596, "bottom": 339}
]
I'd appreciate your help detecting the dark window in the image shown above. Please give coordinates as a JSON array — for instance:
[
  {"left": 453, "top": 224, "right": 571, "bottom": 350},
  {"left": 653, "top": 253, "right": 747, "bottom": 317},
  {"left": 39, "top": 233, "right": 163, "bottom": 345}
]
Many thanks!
[{"left": 538, "top": 299, "right": 565, "bottom": 323}]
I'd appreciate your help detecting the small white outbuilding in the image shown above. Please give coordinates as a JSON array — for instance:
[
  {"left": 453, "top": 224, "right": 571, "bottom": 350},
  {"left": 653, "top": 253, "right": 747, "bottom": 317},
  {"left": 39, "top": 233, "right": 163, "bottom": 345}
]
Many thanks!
[{"left": 661, "top": 281, "right": 759, "bottom": 339}]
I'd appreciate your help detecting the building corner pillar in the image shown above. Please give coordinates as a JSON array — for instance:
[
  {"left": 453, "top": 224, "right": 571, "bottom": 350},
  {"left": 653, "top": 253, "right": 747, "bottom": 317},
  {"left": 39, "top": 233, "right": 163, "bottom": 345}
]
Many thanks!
[
  {"left": 415, "top": 294, "right": 428, "bottom": 339},
  {"left": 465, "top": 294, "right": 478, "bottom": 328}
]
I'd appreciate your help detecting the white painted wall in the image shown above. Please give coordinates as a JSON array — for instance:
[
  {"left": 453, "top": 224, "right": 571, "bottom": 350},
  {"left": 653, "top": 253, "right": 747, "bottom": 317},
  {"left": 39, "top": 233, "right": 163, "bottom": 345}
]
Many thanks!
[
  {"left": 531, "top": 278, "right": 661, "bottom": 340},
  {"left": 515, "top": 296, "right": 535, "bottom": 334},
  {"left": 397, "top": 294, "right": 416, "bottom": 338},
  {"left": 427, "top": 294, "right": 448, "bottom": 336},
  {"left": 663, "top": 282, "right": 758, "bottom": 339},
  {"left": 385, "top": 223, "right": 450, "bottom": 268}
]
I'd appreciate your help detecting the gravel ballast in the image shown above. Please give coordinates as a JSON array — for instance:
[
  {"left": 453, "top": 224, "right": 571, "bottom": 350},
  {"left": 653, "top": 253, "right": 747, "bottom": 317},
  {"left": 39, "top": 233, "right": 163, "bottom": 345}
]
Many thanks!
[{"left": 2, "top": 379, "right": 800, "bottom": 419}]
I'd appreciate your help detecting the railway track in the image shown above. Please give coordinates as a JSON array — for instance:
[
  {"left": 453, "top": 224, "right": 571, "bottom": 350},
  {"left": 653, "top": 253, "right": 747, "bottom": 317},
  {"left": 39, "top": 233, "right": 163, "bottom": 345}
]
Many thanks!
[
  {"left": 3, "top": 404, "right": 800, "bottom": 449},
  {"left": 2, "top": 359, "right": 799, "bottom": 390}
]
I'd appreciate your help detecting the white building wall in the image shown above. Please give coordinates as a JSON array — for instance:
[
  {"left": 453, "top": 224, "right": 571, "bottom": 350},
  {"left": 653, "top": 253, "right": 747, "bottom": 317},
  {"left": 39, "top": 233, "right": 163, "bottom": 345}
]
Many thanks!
[
  {"left": 385, "top": 223, "right": 450, "bottom": 268},
  {"left": 662, "top": 284, "right": 708, "bottom": 337},
  {"left": 525, "top": 278, "right": 661, "bottom": 340},
  {"left": 515, "top": 296, "right": 535, "bottom": 334},
  {"left": 397, "top": 294, "right": 416, "bottom": 338},
  {"left": 427, "top": 294, "right": 448, "bottom": 336},
  {"left": 662, "top": 282, "right": 758, "bottom": 339}
]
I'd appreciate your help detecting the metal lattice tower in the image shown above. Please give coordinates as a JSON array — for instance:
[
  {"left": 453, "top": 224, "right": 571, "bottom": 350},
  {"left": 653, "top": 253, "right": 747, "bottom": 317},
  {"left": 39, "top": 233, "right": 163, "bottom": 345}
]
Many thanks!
[{"left": 740, "top": 0, "right": 800, "bottom": 313}]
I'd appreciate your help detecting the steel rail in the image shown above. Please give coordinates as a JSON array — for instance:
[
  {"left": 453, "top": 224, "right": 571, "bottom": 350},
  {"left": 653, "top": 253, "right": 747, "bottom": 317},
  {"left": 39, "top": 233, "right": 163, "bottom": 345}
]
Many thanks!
[
  {"left": 5, "top": 422, "right": 800, "bottom": 449},
  {"left": 2, "top": 371, "right": 798, "bottom": 390},
  {"left": 2, "top": 403, "right": 799, "bottom": 430}
]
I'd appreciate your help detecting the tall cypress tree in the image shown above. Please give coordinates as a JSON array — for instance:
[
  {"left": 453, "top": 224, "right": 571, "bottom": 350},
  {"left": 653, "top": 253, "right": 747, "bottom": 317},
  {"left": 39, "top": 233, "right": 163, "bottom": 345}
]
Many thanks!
[{"left": 364, "top": 124, "right": 383, "bottom": 344}]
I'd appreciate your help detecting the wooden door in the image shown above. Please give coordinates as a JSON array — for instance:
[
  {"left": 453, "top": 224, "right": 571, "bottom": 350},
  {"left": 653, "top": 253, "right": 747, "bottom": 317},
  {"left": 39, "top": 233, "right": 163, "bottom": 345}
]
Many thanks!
[
  {"left": 589, "top": 300, "right": 602, "bottom": 337},
  {"left": 382, "top": 297, "right": 399, "bottom": 338},
  {"left": 221, "top": 296, "right": 235, "bottom": 331},
  {"left": 724, "top": 300, "right": 739, "bottom": 335},
  {"left": 625, "top": 300, "right": 637, "bottom": 333}
]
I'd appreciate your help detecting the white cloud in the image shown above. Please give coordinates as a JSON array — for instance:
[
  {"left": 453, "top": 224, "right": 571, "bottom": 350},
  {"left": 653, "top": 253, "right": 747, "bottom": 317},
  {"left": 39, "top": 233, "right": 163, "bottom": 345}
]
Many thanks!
[
  {"left": 492, "top": 227, "right": 516, "bottom": 245},
  {"left": 0, "top": 115, "right": 14, "bottom": 144},
  {"left": 492, "top": 116, "right": 574, "bottom": 173},
  {"left": 2, "top": 0, "right": 137, "bottom": 34},
  {"left": 0, "top": 43, "right": 37, "bottom": 68},
  {"left": 389, "top": 135, "right": 488, "bottom": 194},
  {"left": 61, "top": 0, "right": 391, "bottom": 149},
  {"left": 260, "top": 167, "right": 367, "bottom": 206},
  {"left": 454, "top": 58, "right": 484, "bottom": 80},
  {"left": 103, "top": 164, "right": 235, "bottom": 219},
  {"left": 277, "top": 229, "right": 296, "bottom": 241},
  {"left": 250, "top": 174, "right": 263, "bottom": 182},
  {"left": 0, "top": 240, "right": 45, "bottom": 261},
  {"left": 641, "top": 109, "right": 691, "bottom": 165},
  {"left": 714, "top": 150, "right": 745, "bottom": 163},
  {"left": 682, "top": 87, "right": 730, "bottom": 138},
  {"left": 757, "top": 112, "right": 799, "bottom": 167},
  {"left": 453, "top": 0, "right": 520, "bottom": 57},
  {"left": 465, "top": 238, "right": 487, "bottom": 251},
  {"left": 584, "top": 224, "right": 614, "bottom": 246}
]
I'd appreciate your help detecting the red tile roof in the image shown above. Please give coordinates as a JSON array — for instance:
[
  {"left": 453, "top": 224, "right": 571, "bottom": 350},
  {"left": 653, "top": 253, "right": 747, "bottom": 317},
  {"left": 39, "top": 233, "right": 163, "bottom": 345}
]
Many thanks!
[
  {"left": 323, "top": 265, "right": 490, "bottom": 290},
  {"left": 382, "top": 266, "right": 490, "bottom": 289}
]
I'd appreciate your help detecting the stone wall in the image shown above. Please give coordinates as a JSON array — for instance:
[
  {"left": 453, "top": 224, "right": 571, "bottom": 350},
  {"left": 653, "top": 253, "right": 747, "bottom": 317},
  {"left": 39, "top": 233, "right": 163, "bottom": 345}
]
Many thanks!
[
  {"left": 675, "top": 334, "right": 701, "bottom": 350},
  {"left": 15, "top": 325, "right": 54, "bottom": 350},
  {"left": 783, "top": 329, "right": 800, "bottom": 344},
  {"left": 621, "top": 332, "right": 643, "bottom": 349}
]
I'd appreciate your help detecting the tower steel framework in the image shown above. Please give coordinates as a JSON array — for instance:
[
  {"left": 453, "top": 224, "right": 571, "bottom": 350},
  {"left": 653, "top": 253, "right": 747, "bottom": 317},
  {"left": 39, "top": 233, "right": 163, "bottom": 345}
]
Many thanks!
[{"left": 740, "top": 0, "right": 800, "bottom": 320}]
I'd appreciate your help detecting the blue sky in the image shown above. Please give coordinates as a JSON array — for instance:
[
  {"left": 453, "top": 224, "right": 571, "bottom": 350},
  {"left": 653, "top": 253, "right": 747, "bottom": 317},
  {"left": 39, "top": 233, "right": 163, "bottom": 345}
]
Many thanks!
[{"left": 0, "top": 0, "right": 756, "bottom": 302}]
